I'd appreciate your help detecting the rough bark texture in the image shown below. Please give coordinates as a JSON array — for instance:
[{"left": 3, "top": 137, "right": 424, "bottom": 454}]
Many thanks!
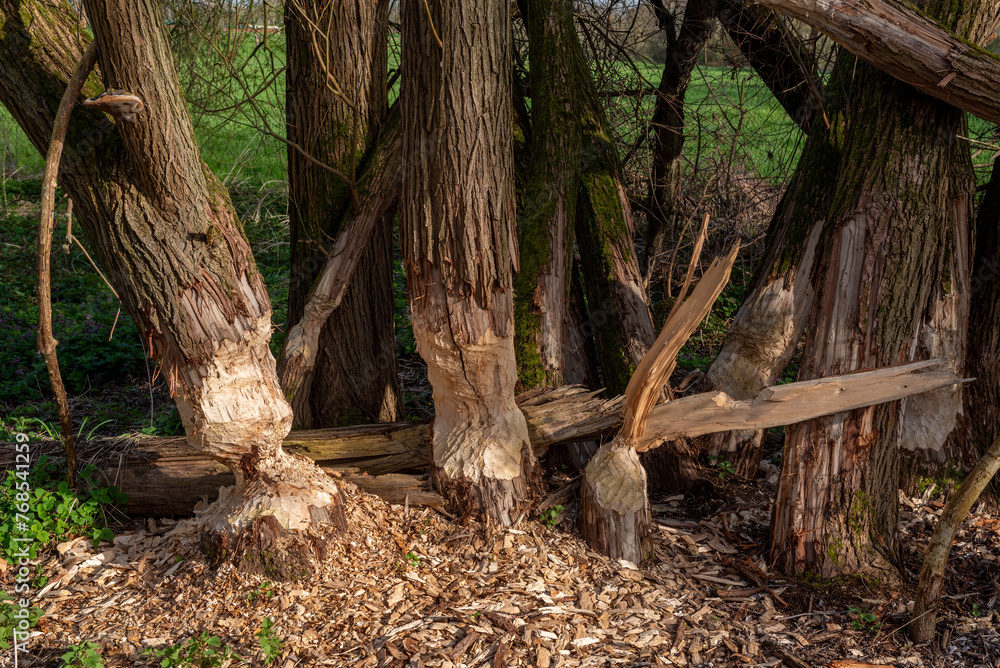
[
  {"left": 715, "top": 0, "right": 821, "bottom": 133},
  {"left": 770, "top": 6, "right": 978, "bottom": 574},
  {"left": 285, "top": 0, "right": 400, "bottom": 428},
  {"left": 757, "top": 0, "right": 1000, "bottom": 124},
  {"left": 642, "top": 0, "right": 716, "bottom": 271},
  {"left": 401, "top": 0, "right": 540, "bottom": 524},
  {"left": 704, "top": 52, "right": 852, "bottom": 478},
  {"left": 0, "top": 0, "right": 344, "bottom": 568},
  {"left": 513, "top": 0, "right": 586, "bottom": 390},
  {"left": 962, "top": 158, "right": 1000, "bottom": 489}
]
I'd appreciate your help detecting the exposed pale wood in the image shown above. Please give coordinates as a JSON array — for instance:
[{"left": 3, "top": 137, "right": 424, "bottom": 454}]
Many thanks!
[
  {"left": 637, "top": 360, "right": 967, "bottom": 451},
  {"left": 582, "top": 245, "right": 739, "bottom": 560},
  {"left": 757, "top": 0, "right": 1000, "bottom": 124},
  {"left": 911, "top": 434, "right": 1000, "bottom": 643},
  {"left": 624, "top": 244, "right": 739, "bottom": 441},
  {"left": 56, "top": 360, "right": 964, "bottom": 516}
]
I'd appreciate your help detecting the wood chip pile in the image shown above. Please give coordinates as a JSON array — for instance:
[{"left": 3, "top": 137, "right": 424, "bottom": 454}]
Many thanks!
[{"left": 4, "top": 478, "right": 1000, "bottom": 667}]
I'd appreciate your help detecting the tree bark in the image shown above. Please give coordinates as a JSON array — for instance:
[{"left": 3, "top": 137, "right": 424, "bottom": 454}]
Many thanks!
[
  {"left": 284, "top": 0, "right": 401, "bottom": 428},
  {"left": 400, "top": 0, "right": 540, "bottom": 524},
  {"left": 704, "top": 51, "right": 853, "bottom": 478},
  {"left": 0, "top": 0, "right": 345, "bottom": 573},
  {"left": 770, "top": 38, "right": 976, "bottom": 577},
  {"left": 962, "top": 157, "right": 1000, "bottom": 492},
  {"left": 580, "top": 246, "right": 738, "bottom": 562},
  {"left": 642, "top": 0, "right": 716, "bottom": 272},
  {"left": 277, "top": 111, "right": 401, "bottom": 420},
  {"left": 911, "top": 434, "right": 1000, "bottom": 643},
  {"left": 757, "top": 0, "right": 1000, "bottom": 124},
  {"left": 715, "top": 0, "right": 821, "bottom": 133},
  {"left": 513, "top": 0, "right": 586, "bottom": 390}
]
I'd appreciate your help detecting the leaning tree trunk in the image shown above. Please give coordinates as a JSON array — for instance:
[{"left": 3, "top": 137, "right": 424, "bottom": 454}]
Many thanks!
[
  {"left": 703, "top": 51, "right": 852, "bottom": 478},
  {"left": 284, "top": 0, "right": 401, "bottom": 428},
  {"left": 0, "top": 0, "right": 344, "bottom": 574},
  {"left": 400, "top": 0, "right": 540, "bottom": 523},
  {"left": 770, "top": 39, "right": 978, "bottom": 576},
  {"left": 642, "top": 0, "right": 716, "bottom": 272}
]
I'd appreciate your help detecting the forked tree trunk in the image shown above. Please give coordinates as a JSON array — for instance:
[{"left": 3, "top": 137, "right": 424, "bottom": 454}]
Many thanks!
[
  {"left": 0, "top": 0, "right": 344, "bottom": 574},
  {"left": 400, "top": 0, "right": 540, "bottom": 523},
  {"left": 513, "top": 0, "right": 586, "bottom": 390},
  {"left": 642, "top": 0, "right": 716, "bottom": 271},
  {"left": 284, "top": 0, "right": 401, "bottom": 428},
  {"left": 770, "top": 45, "right": 976, "bottom": 576},
  {"left": 704, "top": 51, "right": 852, "bottom": 478}
]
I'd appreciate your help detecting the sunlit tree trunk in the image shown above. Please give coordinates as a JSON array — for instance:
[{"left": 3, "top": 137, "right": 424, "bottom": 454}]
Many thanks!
[
  {"left": 284, "top": 0, "right": 401, "bottom": 428},
  {"left": 771, "top": 39, "right": 977, "bottom": 575},
  {"left": 401, "top": 0, "right": 540, "bottom": 523},
  {"left": 704, "top": 51, "right": 851, "bottom": 478},
  {"left": 0, "top": 0, "right": 344, "bottom": 573}
]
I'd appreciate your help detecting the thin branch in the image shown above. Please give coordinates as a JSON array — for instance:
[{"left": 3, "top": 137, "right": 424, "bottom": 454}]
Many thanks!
[{"left": 36, "top": 40, "right": 98, "bottom": 489}]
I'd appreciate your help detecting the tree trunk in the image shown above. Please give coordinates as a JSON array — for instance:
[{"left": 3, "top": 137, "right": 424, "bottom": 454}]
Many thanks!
[
  {"left": 770, "top": 42, "right": 976, "bottom": 576},
  {"left": 400, "top": 0, "right": 540, "bottom": 524},
  {"left": 0, "top": 0, "right": 344, "bottom": 574},
  {"left": 961, "top": 157, "right": 1000, "bottom": 494},
  {"left": 642, "top": 0, "right": 716, "bottom": 272},
  {"left": 513, "top": 0, "right": 586, "bottom": 390},
  {"left": 285, "top": 0, "right": 401, "bottom": 428},
  {"left": 704, "top": 51, "right": 853, "bottom": 478},
  {"left": 715, "top": 0, "right": 821, "bottom": 133}
]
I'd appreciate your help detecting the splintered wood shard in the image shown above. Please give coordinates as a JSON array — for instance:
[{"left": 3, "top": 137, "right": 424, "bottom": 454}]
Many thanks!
[
  {"left": 622, "top": 244, "right": 740, "bottom": 441},
  {"left": 636, "top": 359, "right": 969, "bottom": 451}
]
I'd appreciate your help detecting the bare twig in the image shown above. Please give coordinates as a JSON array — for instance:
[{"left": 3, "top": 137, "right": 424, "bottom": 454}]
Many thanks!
[{"left": 36, "top": 40, "right": 98, "bottom": 489}]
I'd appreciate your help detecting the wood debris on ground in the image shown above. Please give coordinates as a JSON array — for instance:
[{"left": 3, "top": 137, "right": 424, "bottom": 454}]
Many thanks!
[{"left": 4, "top": 471, "right": 1000, "bottom": 667}]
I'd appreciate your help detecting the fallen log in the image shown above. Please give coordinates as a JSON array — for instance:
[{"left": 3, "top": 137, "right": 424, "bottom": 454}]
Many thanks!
[
  {"left": 756, "top": 0, "right": 1000, "bottom": 124},
  {"left": 4, "top": 360, "right": 964, "bottom": 517}
]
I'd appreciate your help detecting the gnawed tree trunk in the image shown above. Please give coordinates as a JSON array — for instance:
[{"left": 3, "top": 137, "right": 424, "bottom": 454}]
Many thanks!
[
  {"left": 284, "top": 0, "right": 401, "bottom": 428},
  {"left": 757, "top": 0, "right": 1000, "bottom": 125},
  {"left": 44, "top": 360, "right": 962, "bottom": 515},
  {"left": 581, "top": 246, "right": 739, "bottom": 562},
  {"left": 715, "top": 0, "right": 821, "bottom": 133},
  {"left": 0, "top": 0, "right": 344, "bottom": 574},
  {"left": 770, "top": 42, "right": 976, "bottom": 576},
  {"left": 642, "top": 0, "right": 716, "bottom": 272},
  {"left": 513, "top": 0, "right": 586, "bottom": 390},
  {"left": 401, "top": 0, "right": 540, "bottom": 523},
  {"left": 704, "top": 51, "right": 853, "bottom": 478}
]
